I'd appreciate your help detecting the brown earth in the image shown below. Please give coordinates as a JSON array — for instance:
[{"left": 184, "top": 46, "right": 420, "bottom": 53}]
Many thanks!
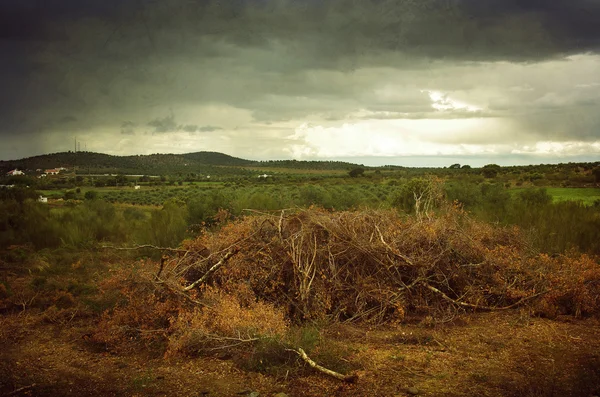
[{"left": 2, "top": 310, "right": 599, "bottom": 397}]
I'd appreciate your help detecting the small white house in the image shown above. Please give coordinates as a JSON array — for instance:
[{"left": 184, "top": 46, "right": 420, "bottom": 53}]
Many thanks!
[
  {"left": 134, "top": 185, "right": 141, "bottom": 190},
  {"left": 6, "top": 169, "right": 24, "bottom": 176},
  {"left": 38, "top": 196, "right": 48, "bottom": 203}
]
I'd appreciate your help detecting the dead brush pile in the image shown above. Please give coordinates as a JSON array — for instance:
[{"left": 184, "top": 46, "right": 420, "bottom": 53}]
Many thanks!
[
  {"left": 167, "top": 206, "right": 600, "bottom": 323},
  {"left": 91, "top": 206, "right": 599, "bottom": 360}
]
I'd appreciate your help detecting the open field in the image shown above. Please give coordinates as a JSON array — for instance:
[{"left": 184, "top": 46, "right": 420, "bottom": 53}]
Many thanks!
[
  {"left": 545, "top": 187, "right": 600, "bottom": 205},
  {"left": 510, "top": 187, "right": 600, "bottom": 206}
]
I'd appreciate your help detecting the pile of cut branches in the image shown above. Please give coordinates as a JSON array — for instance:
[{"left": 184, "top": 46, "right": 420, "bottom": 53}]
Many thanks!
[{"left": 160, "top": 206, "right": 600, "bottom": 323}]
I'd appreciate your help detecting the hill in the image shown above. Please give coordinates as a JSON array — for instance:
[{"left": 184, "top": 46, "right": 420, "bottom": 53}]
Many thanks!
[
  {"left": 0, "top": 151, "right": 255, "bottom": 175},
  {"left": 181, "top": 151, "right": 254, "bottom": 167},
  {"left": 0, "top": 151, "right": 363, "bottom": 175}
]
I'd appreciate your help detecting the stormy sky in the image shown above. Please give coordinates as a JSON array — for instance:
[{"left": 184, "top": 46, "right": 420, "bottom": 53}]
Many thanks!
[{"left": 1, "top": 0, "right": 600, "bottom": 166}]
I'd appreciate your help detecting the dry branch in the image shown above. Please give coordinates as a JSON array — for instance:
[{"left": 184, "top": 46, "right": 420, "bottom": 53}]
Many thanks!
[
  {"left": 183, "top": 250, "right": 238, "bottom": 291},
  {"left": 102, "top": 244, "right": 188, "bottom": 253},
  {"left": 422, "top": 282, "right": 548, "bottom": 311},
  {"left": 375, "top": 224, "right": 415, "bottom": 267},
  {"left": 288, "top": 348, "right": 358, "bottom": 383}
]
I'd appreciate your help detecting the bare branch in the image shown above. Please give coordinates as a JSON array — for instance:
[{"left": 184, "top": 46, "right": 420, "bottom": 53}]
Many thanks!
[
  {"left": 183, "top": 250, "right": 238, "bottom": 291},
  {"left": 102, "top": 244, "right": 188, "bottom": 253},
  {"left": 422, "top": 282, "right": 549, "bottom": 311},
  {"left": 287, "top": 348, "right": 358, "bottom": 383},
  {"left": 374, "top": 224, "right": 415, "bottom": 266}
]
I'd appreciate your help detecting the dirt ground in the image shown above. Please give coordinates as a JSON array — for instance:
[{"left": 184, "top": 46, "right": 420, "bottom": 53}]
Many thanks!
[{"left": 2, "top": 310, "right": 599, "bottom": 397}]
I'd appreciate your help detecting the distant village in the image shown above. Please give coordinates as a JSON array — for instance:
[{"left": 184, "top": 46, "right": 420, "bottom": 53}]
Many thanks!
[
  {"left": 3, "top": 167, "right": 73, "bottom": 203},
  {"left": 6, "top": 167, "right": 68, "bottom": 178}
]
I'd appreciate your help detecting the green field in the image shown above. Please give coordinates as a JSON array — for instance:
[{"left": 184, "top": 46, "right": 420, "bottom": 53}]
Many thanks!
[{"left": 511, "top": 187, "right": 600, "bottom": 206}]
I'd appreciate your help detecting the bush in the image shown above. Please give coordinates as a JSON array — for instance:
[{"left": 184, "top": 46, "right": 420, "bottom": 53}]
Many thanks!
[
  {"left": 84, "top": 190, "right": 98, "bottom": 200},
  {"left": 141, "top": 200, "right": 188, "bottom": 247},
  {"left": 517, "top": 188, "right": 552, "bottom": 207}
]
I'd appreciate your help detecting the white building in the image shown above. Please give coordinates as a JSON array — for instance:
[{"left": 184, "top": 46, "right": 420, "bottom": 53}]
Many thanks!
[{"left": 6, "top": 169, "right": 24, "bottom": 176}]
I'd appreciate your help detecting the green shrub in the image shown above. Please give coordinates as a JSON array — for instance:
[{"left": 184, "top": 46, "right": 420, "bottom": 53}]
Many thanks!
[
  {"left": 141, "top": 200, "right": 188, "bottom": 247},
  {"left": 84, "top": 190, "right": 98, "bottom": 200}
]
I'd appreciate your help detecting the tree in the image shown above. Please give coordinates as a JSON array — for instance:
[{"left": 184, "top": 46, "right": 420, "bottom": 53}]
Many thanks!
[
  {"left": 348, "top": 168, "right": 365, "bottom": 178},
  {"left": 115, "top": 174, "right": 128, "bottom": 185},
  {"left": 482, "top": 164, "right": 500, "bottom": 178},
  {"left": 391, "top": 177, "right": 444, "bottom": 220}
]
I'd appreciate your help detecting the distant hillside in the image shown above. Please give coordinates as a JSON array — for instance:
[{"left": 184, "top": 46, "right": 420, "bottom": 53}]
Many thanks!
[
  {"left": 0, "top": 151, "right": 254, "bottom": 174},
  {"left": 181, "top": 151, "right": 254, "bottom": 167},
  {"left": 250, "top": 159, "right": 363, "bottom": 170},
  {"left": 0, "top": 151, "right": 360, "bottom": 175}
]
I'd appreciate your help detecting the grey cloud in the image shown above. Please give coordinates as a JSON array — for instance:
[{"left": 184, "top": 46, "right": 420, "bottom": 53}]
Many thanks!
[
  {"left": 120, "top": 121, "right": 136, "bottom": 135},
  {"left": 1, "top": 0, "right": 600, "bottom": 161},
  {"left": 181, "top": 125, "right": 199, "bottom": 133},
  {"left": 148, "top": 114, "right": 178, "bottom": 134},
  {"left": 179, "top": 125, "right": 223, "bottom": 133},
  {"left": 198, "top": 125, "right": 223, "bottom": 132},
  {"left": 146, "top": 115, "right": 223, "bottom": 134},
  {"left": 59, "top": 116, "right": 78, "bottom": 123}
]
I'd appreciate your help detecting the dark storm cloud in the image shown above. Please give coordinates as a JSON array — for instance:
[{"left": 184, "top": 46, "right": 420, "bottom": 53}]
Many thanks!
[
  {"left": 120, "top": 121, "right": 136, "bottom": 135},
  {"left": 103, "top": 0, "right": 598, "bottom": 63},
  {"left": 148, "top": 114, "right": 178, "bottom": 134},
  {"left": 1, "top": 0, "right": 600, "bottom": 160},
  {"left": 59, "top": 116, "right": 78, "bottom": 124},
  {"left": 146, "top": 115, "right": 222, "bottom": 134}
]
